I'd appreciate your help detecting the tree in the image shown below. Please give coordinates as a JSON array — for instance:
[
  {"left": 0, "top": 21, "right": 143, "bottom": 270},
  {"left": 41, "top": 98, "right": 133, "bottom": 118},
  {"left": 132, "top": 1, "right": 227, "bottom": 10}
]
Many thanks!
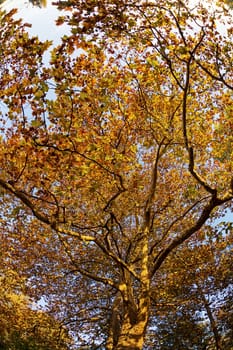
[
  {"left": 0, "top": 267, "right": 71, "bottom": 349},
  {"left": 0, "top": 291, "right": 71, "bottom": 350},
  {"left": 0, "top": 1, "right": 233, "bottom": 348}
]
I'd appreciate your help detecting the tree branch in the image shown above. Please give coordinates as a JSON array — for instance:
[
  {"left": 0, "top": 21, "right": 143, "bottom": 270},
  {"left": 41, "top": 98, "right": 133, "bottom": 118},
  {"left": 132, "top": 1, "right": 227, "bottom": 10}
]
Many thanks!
[{"left": 151, "top": 194, "right": 232, "bottom": 277}]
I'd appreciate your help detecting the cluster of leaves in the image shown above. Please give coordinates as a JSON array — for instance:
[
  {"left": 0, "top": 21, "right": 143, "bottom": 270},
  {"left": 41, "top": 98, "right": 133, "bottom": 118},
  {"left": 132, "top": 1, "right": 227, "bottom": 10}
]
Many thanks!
[{"left": 0, "top": 0, "right": 232, "bottom": 349}]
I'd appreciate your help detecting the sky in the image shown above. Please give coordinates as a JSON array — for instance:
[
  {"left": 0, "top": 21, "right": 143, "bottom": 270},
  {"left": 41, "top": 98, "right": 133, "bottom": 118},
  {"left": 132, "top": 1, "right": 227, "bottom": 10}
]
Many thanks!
[
  {"left": 1, "top": 0, "right": 70, "bottom": 44},
  {"left": 1, "top": 0, "right": 232, "bottom": 43}
]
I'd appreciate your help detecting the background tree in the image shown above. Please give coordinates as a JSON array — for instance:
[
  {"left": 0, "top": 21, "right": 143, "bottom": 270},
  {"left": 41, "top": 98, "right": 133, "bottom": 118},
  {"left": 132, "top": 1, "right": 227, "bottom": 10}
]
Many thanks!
[
  {"left": 0, "top": 1, "right": 233, "bottom": 349},
  {"left": 0, "top": 262, "right": 71, "bottom": 350}
]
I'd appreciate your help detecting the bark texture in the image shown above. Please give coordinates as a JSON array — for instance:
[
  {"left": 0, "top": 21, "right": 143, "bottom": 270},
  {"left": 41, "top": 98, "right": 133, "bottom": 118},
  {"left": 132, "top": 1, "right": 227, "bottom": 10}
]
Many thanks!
[{"left": 107, "top": 292, "right": 150, "bottom": 350}]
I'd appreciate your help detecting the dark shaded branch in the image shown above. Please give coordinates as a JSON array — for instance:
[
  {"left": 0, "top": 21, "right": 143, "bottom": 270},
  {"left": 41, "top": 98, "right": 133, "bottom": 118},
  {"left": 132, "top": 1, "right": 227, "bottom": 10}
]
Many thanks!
[
  {"left": 0, "top": 178, "right": 95, "bottom": 241},
  {"left": 58, "top": 234, "right": 118, "bottom": 289},
  {"left": 149, "top": 195, "right": 210, "bottom": 256},
  {"left": 34, "top": 138, "right": 125, "bottom": 190},
  {"left": 151, "top": 194, "right": 232, "bottom": 277},
  {"left": 94, "top": 238, "right": 140, "bottom": 282},
  {"left": 181, "top": 40, "right": 217, "bottom": 195},
  {"left": 0, "top": 178, "right": 140, "bottom": 281},
  {"left": 145, "top": 140, "right": 165, "bottom": 222},
  {"left": 199, "top": 289, "right": 223, "bottom": 350},
  {"left": 0, "top": 178, "right": 51, "bottom": 226},
  {"left": 182, "top": 57, "right": 191, "bottom": 150},
  {"left": 15, "top": 153, "right": 29, "bottom": 183},
  {"left": 188, "top": 147, "right": 217, "bottom": 195},
  {"left": 194, "top": 58, "right": 233, "bottom": 91}
]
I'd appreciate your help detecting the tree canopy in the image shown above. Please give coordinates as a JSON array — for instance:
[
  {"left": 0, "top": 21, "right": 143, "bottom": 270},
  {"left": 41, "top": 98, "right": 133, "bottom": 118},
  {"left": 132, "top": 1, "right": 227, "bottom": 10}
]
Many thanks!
[{"left": 0, "top": 1, "right": 232, "bottom": 349}]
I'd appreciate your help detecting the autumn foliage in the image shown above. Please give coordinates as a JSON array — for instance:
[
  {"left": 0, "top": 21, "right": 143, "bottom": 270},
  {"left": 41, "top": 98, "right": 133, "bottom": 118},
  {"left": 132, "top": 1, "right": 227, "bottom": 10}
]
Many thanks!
[{"left": 0, "top": 1, "right": 233, "bottom": 349}]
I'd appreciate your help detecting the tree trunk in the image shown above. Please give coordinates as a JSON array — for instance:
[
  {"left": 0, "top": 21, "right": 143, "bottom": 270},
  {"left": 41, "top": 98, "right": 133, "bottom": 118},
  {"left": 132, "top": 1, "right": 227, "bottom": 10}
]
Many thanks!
[
  {"left": 114, "top": 309, "right": 149, "bottom": 350},
  {"left": 106, "top": 290, "right": 150, "bottom": 350},
  {"left": 107, "top": 212, "right": 151, "bottom": 349}
]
